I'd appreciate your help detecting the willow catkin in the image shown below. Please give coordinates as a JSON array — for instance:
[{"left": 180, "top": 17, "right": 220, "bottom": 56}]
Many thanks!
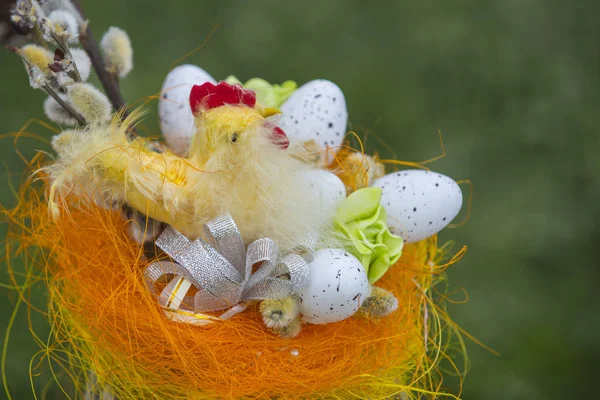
[
  {"left": 19, "top": 44, "right": 54, "bottom": 76},
  {"left": 47, "top": 10, "right": 79, "bottom": 43},
  {"left": 71, "top": 48, "right": 92, "bottom": 82},
  {"left": 67, "top": 83, "right": 112, "bottom": 125},
  {"left": 100, "top": 27, "right": 133, "bottom": 78}
]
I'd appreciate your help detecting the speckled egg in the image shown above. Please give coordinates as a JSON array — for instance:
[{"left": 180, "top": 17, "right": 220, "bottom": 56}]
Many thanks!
[
  {"left": 276, "top": 80, "right": 348, "bottom": 163},
  {"left": 298, "top": 249, "right": 370, "bottom": 324},
  {"left": 304, "top": 169, "right": 346, "bottom": 220},
  {"left": 372, "top": 170, "right": 463, "bottom": 243},
  {"left": 158, "top": 64, "right": 216, "bottom": 155}
]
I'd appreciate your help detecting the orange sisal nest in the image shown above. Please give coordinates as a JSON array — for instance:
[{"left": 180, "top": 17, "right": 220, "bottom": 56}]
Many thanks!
[{"left": 4, "top": 169, "right": 467, "bottom": 399}]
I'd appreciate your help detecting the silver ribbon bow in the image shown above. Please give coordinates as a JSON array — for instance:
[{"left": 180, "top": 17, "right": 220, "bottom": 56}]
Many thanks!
[{"left": 143, "top": 215, "right": 313, "bottom": 313}]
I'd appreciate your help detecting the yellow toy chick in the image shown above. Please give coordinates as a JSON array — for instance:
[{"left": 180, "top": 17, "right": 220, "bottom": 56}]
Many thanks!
[{"left": 47, "top": 82, "right": 333, "bottom": 250}]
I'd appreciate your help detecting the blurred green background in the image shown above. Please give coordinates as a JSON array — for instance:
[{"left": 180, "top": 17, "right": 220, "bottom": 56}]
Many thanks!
[{"left": 1, "top": 0, "right": 599, "bottom": 398}]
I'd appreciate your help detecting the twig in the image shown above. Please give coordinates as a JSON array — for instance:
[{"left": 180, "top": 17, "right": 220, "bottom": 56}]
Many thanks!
[
  {"left": 51, "top": 32, "right": 82, "bottom": 82},
  {"left": 31, "top": 25, "right": 48, "bottom": 49}
]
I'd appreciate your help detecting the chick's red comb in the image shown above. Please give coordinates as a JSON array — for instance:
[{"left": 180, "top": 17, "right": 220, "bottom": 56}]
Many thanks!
[{"left": 189, "top": 82, "right": 256, "bottom": 114}]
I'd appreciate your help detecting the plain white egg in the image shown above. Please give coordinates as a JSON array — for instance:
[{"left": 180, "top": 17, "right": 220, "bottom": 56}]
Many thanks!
[
  {"left": 304, "top": 169, "right": 346, "bottom": 220},
  {"left": 298, "top": 248, "right": 370, "bottom": 324},
  {"left": 158, "top": 64, "right": 216, "bottom": 155},
  {"left": 276, "top": 80, "right": 348, "bottom": 164},
  {"left": 372, "top": 170, "right": 463, "bottom": 243}
]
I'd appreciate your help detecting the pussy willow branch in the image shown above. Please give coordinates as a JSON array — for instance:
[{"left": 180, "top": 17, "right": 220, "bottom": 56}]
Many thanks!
[
  {"left": 71, "top": 1, "right": 154, "bottom": 244},
  {"left": 71, "top": 0, "right": 124, "bottom": 109},
  {"left": 70, "top": 0, "right": 136, "bottom": 138}
]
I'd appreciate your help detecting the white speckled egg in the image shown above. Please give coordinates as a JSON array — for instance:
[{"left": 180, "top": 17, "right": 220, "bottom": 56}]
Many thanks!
[
  {"left": 276, "top": 80, "right": 348, "bottom": 163},
  {"left": 158, "top": 64, "right": 216, "bottom": 155},
  {"left": 298, "top": 249, "right": 370, "bottom": 324},
  {"left": 372, "top": 170, "right": 463, "bottom": 243},
  {"left": 304, "top": 169, "right": 346, "bottom": 220}
]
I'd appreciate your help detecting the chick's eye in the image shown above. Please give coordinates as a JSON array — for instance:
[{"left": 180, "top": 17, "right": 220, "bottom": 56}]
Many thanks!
[{"left": 229, "top": 133, "right": 238, "bottom": 143}]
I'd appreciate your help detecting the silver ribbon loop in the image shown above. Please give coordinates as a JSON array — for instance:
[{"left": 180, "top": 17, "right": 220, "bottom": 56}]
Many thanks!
[{"left": 143, "top": 215, "right": 313, "bottom": 315}]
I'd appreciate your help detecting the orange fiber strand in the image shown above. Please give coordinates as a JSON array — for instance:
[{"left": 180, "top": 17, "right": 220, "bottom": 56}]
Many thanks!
[
  {"left": 2, "top": 156, "right": 468, "bottom": 399},
  {"left": 171, "top": 24, "right": 220, "bottom": 67}
]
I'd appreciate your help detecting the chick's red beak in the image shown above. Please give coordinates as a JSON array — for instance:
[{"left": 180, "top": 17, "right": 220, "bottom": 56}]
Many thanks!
[{"left": 263, "top": 121, "right": 289, "bottom": 150}]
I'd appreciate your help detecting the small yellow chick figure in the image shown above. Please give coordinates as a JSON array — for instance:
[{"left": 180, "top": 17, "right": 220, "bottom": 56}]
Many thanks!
[{"left": 47, "top": 82, "right": 333, "bottom": 251}]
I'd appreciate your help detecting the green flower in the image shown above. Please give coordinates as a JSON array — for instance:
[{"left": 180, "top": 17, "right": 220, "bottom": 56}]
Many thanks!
[
  {"left": 224, "top": 76, "right": 297, "bottom": 109},
  {"left": 334, "top": 187, "right": 404, "bottom": 284}
]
